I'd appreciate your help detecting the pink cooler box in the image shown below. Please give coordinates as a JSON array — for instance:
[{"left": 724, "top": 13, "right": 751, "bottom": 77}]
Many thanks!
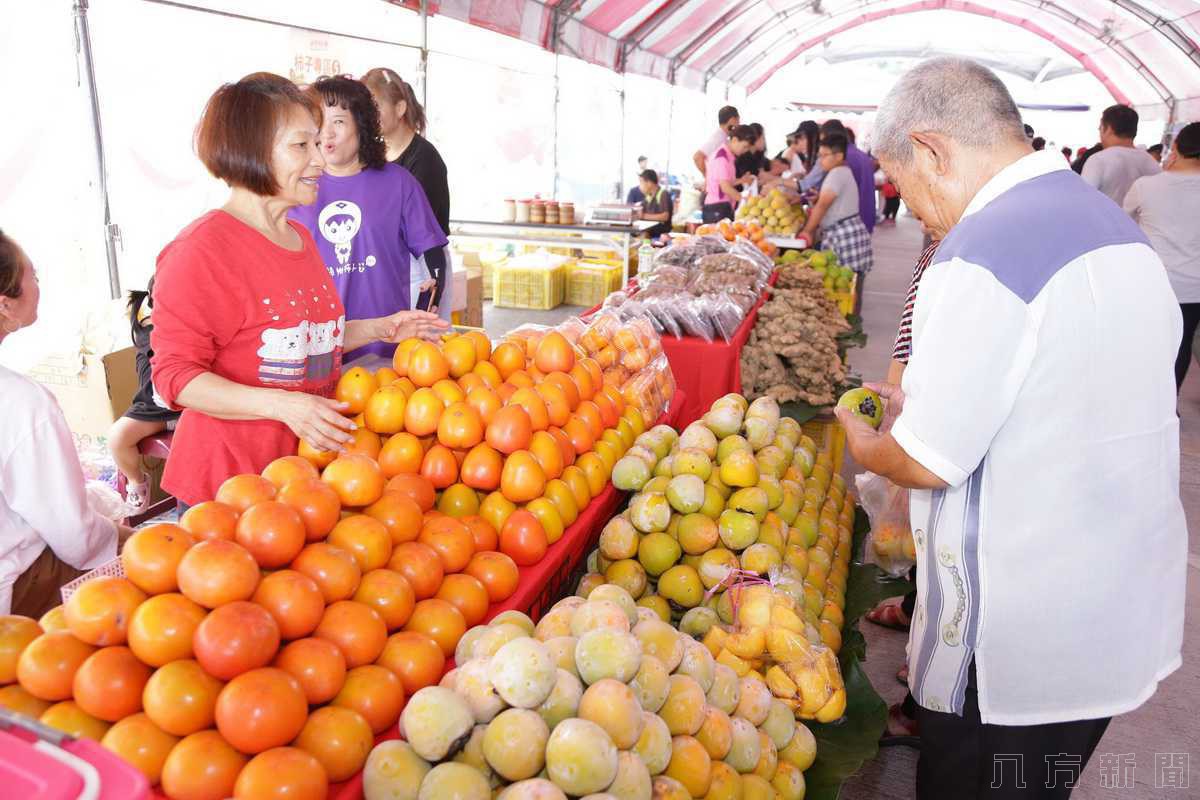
[{"left": 0, "top": 708, "right": 149, "bottom": 800}]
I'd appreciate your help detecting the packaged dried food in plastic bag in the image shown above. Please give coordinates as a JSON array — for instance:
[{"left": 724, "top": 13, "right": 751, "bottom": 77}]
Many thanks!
[
  {"left": 704, "top": 293, "right": 746, "bottom": 342},
  {"left": 854, "top": 472, "right": 915, "bottom": 577}
]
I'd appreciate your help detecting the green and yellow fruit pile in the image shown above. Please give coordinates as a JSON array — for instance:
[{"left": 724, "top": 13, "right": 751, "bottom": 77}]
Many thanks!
[
  {"left": 585, "top": 394, "right": 853, "bottom": 723},
  {"left": 362, "top": 596, "right": 817, "bottom": 799},
  {"left": 736, "top": 189, "right": 807, "bottom": 237}
]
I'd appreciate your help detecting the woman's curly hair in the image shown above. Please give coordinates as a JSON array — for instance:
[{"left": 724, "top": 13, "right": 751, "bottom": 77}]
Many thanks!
[{"left": 309, "top": 75, "right": 387, "bottom": 170}]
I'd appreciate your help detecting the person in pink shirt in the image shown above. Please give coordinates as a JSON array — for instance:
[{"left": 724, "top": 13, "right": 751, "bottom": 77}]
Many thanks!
[{"left": 702, "top": 125, "right": 756, "bottom": 223}]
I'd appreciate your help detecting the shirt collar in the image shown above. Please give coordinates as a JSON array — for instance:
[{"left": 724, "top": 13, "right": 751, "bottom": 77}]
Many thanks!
[{"left": 961, "top": 149, "right": 1069, "bottom": 221}]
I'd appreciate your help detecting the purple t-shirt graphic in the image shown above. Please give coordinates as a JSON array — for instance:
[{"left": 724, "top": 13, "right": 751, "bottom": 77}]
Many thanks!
[{"left": 291, "top": 164, "right": 448, "bottom": 361}]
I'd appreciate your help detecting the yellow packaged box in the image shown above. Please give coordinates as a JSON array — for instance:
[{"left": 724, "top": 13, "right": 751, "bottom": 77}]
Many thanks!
[
  {"left": 492, "top": 251, "right": 569, "bottom": 310},
  {"left": 565, "top": 261, "right": 623, "bottom": 307},
  {"left": 802, "top": 414, "right": 846, "bottom": 474}
]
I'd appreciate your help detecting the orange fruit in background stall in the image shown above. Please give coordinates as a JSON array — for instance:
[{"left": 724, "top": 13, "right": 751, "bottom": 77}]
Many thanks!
[
  {"left": 261, "top": 455, "right": 318, "bottom": 489},
  {"left": 386, "top": 473, "right": 437, "bottom": 512},
  {"left": 486, "top": 405, "right": 532, "bottom": 455},
  {"left": 364, "top": 384, "right": 408, "bottom": 434},
  {"left": 437, "top": 401, "right": 484, "bottom": 449},
  {"left": 40, "top": 701, "right": 110, "bottom": 740},
  {"left": 419, "top": 515, "right": 475, "bottom": 573},
  {"left": 236, "top": 745, "right": 330, "bottom": 800},
  {"left": 509, "top": 388, "right": 550, "bottom": 432},
  {"left": 490, "top": 342, "right": 525, "bottom": 380},
  {"left": 577, "top": 452, "right": 609, "bottom": 498},
  {"left": 432, "top": 378, "right": 466, "bottom": 406},
  {"left": 529, "top": 430, "right": 564, "bottom": 481},
  {"left": 377, "top": 431, "right": 425, "bottom": 478},
  {"left": 295, "top": 705, "right": 373, "bottom": 783},
  {"left": 64, "top": 576, "right": 146, "bottom": 646},
  {"left": 328, "top": 514, "right": 394, "bottom": 572},
  {"left": 403, "top": 387, "right": 443, "bottom": 436},
  {"left": 121, "top": 523, "right": 193, "bottom": 596},
  {"left": 420, "top": 443, "right": 459, "bottom": 489},
  {"left": 101, "top": 712, "right": 179, "bottom": 785},
  {"left": 292, "top": 543, "right": 362, "bottom": 604},
  {"left": 403, "top": 598, "right": 466, "bottom": 658},
  {"left": 0, "top": 614, "right": 43, "bottom": 684},
  {"left": 535, "top": 382, "right": 572, "bottom": 428},
  {"left": 561, "top": 465, "right": 593, "bottom": 509},
  {"left": 496, "top": 382, "right": 517, "bottom": 404},
  {"left": 315, "top": 600, "right": 388, "bottom": 668},
  {"left": 460, "top": 442, "right": 503, "bottom": 492},
  {"left": 39, "top": 605, "right": 67, "bottom": 632},
  {"left": 72, "top": 645, "right": 152, "bottom": 722},
  {"left": 499, "top": 510, "right": 549, "bottom": 567},
  {"left": 387, "top": 542, "right": 445, "bottom": 601},
  {"left": 462, "top": 515, "right": 498, "bottom": 553},
  {"left": 507, "top": 370, "right": 534, "bottom": 389},
  {"left": 500, "top": 450, "right": 547, "bottom": 504},
  {"left": 478, "top": 491, "right": 516, "bottom": 535},
  {"left": 457, "top": 372, "right": 485, "bottom": 395},
  {"left": 333, "top": 664, "right": 406, "bottom": 734},
  {"left": 543, "top": 479, "right": 579, "bottom": 527},
  {"left": 623, "top": 405, "right": 646, "bottom": 436},
  {"left": 472, "top": 359, "right": 502, "bottom": 388},
  {"left": 252, "top": 570, "right": 325, "bottom": 641},
  {"left": 562, "top": 416, "right": 595, "bottom": 457},
  {"left": 17, "top": 631, "right": 96, "bottom": 701},
  {"left": 143, "top": 659, "right": 224, "bottom": 736},
  {"left": 0, "top": 684, "right": 52, "bottom": 718},
  {"left": 463, "top": 551, "right": 519, "bottom": 603},
  {"left": 353, "top": 569, "right": 415, "bottom": 630},
  {"left": 465, "top": 330, "right": 491, "bottom": 363},
  {"left": 193, "top": 601, "right": 280, "bottom": 681},
  {"left": 467, "top": 388, "right": 503, "bottom": 428},
  {"left": 579, "top": 357, "right": 604, "bottom": 396},
  {"left": 593, "top": 440, "right": 621, "bottom": 473},
  {"left": 364, "top": 491, "right": 424, "bottom": 545},
  {"left": 392, "top": 337, "right": 421, "bottom": 376},
  {"left": 345, "top": 427, "right": 383, "bottom": 459},
  {"left": 436, "top": 483, "right": 479, "bottom": 520},
  {"left": 274, "top": 637, "right": 346, "bottom": 706},
  {"left": 393, "top": 376, "right": 418, "bottom": 397},
  {"left": 525, "top": 498, "right": 565, "bottom": 546},
  {"left": 160, "top": 729, "right": 248, "bottom": 800},
  {"left": 548, "top": 425, "right": 577, "bottom": 467},
  {"left": 546, "top": 371, "right": 581, "bottom": 411},
  {"left": 322, "top": 453, "right": 385, "bottom": 507},
  {"left": 407, "top": 342, "right": 450, "bottom": 387},
  {"left": 336, "top": 366, "right": 378, "bottom": 414},
  {"left": 593, "top": 392, "right": 620, "bottom": 429},
  {"left": 215, "top": 473, "right": 277, "bottom": 513},
  {"left": 570, "top": 363, "right": 596, "bottom": 401},
  {"left": 127, "top": 593, "right": 206, "bottom": 667},
  {"left": 215, "top": 667, "right": 308, "bottom": 755},
  {"left": 277, "top": 476, "right": 341, "bottom": 542},
  {"left": 375, "top": 366, "right": 400, "bottom": 386},
  {"left": 534, "top": 331, "right": 576, "bottom": 374},
  {"left": 375, "top": 631, "right": 443, "bottom": 696},
  {"left": 176, "top": 539, "right": 261, "bottom": 609},
  {"left": 596, "top": 344, "right": 619, "bottom": 368},
  {"left": 443, "top": 335, "right": 477, "bottom": 379},
  {"left": 297, "top": 438, "right": 338, "bottom": 469},
  {"left": 435, "top": 574, "right": 489, "bottom": 627},
  {"left": 576, "top": 400, "right": 604, "bottom": 440},
  {"left": 180, "top": 501, "right": 240, "bottom": 542},
  {"left": 235, "top": 500, "right": 306, "bottom": 568}
]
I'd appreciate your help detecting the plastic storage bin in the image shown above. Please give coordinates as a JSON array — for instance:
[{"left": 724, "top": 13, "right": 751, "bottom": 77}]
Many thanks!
[
  {"left": 565, "top": 261, "right": 623, "bottom": 307},
  {"left": 802, "top": 414, "right": 846, "bottom": 474},
  {"left": 492, "top": 252, "right": 569, "bottom": 310}
]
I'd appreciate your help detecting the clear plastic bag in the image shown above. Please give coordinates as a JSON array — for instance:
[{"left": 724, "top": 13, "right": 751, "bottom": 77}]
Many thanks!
[{"left": 854, "top": 472, "right": 915, "bottom": 576}]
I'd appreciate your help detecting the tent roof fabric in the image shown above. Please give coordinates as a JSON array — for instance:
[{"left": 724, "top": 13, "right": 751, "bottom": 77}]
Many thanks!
[{"left": 393, "top": 0, "right": 1200, "bottom": 118}]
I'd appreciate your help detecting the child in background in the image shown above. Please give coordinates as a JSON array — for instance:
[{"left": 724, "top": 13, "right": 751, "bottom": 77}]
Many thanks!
[
  {"left": 107, "top": 276, "right": 180, "bottom": 512},
  {"left": 880, "top": 179, "right": 901, "bottom": 223}
]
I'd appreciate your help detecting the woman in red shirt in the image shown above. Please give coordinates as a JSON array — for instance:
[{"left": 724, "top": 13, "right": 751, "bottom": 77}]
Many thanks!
[{"left": 152, "top": 73, "right": 443, "bottom": 508}]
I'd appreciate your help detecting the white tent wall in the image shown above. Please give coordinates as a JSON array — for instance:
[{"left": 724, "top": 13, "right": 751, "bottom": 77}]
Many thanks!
[{"left": 0, "top": 2, "right": 115, "bottom": 372}]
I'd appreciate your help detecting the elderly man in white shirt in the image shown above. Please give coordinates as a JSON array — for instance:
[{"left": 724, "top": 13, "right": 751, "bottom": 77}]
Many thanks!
[{"left": 839, "top": 57, "right": 1186, "bottom": 800}]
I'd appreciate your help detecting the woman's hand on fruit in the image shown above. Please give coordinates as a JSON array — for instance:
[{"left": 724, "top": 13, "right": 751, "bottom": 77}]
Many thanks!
[
  {"left": 272, "top": 391, "right": 355, "bottom": 452},
  {"left": 377, "top": 310, "right": 450, "bottom": 343}
]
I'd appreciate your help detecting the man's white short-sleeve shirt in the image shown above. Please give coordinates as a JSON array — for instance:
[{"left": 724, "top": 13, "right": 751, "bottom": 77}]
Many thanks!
[{"left": 893, "top": 149, "right": 1186, "bottom": 725}]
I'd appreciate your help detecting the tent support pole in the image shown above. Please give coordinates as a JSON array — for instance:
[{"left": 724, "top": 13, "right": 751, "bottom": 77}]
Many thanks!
[
  {"left": 553, "top": 54, "right": 560, "bottom": 198},
  {"left": 418, "top": 0, "right": 428, "bottom": 109},
  {"left": 73, "top": 0, "right": 121, "bottom": 300}
]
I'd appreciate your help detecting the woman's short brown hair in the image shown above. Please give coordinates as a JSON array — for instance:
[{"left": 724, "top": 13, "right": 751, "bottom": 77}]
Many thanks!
[
  {"left": 195, "top": 72, "right": 322, "bottom": 196},
  {"left": 362, "top": 67, "right": 427, "bottom": 136},
  {"left": 0, "top": 230, "right": 23, "bottom": 300}
]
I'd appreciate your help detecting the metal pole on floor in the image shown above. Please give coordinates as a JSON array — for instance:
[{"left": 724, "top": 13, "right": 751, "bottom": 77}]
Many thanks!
[{"left": 418, "top": 0, "right": 429, "bottom": 109}]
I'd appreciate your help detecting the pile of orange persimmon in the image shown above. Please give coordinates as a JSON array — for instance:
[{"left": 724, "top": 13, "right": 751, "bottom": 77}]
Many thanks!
[
  {"left": 695, "top": 219, "right": 779, "bottom": 257},
  {"left": 0, "top": 327, "right": 654, "bottom": 800}
]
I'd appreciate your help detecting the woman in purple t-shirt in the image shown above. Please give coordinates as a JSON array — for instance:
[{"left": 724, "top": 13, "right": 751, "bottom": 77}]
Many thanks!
[{"left": 290, "top": 76, "right": 449, "bottom": 361}]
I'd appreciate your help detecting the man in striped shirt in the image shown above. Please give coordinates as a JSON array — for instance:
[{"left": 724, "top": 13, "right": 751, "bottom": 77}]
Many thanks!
[{"left": 838, "top": 58, "right": 1185, "bottom": 799}]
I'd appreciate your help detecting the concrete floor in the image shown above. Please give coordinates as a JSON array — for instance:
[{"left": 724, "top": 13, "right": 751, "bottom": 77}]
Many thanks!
[
  {"left": 479, "top": 218, "right": 1200, "bottom": 797},
  {"left": 841, "top": 215, "right": 1200, "bottom": 800}
]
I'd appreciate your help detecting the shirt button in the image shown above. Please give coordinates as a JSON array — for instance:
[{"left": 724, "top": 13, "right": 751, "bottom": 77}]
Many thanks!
[
  {"left": 942, "top": 623, "right": 961, "bottom": 647},
  {"left": 938, "top": 547, "right": 956, "bottom": 567}
]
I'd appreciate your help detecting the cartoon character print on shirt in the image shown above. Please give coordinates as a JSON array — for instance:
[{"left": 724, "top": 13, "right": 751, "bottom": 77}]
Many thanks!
[
  {"left": 257, "top": 320, "right": 311, "bottom": 385},
  {"left": 305, "top": 315, "right": 345, "bottom": 383},
  {"left": 317, "top": 200, "right": 378, "bottom": 277}
]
